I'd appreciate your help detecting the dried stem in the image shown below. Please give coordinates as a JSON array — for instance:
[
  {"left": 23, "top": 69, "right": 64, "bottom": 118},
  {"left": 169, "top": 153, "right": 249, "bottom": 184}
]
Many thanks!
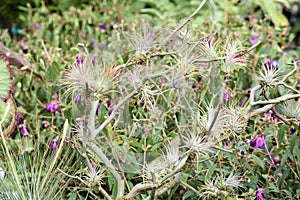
[
  {"left": 87, "top": 142, "right": 125, "bottom": 199},
  {"left": 163, "top": 0, "right": 208, "bottom": 44},
  {"left": 92, "top": 69, "right": 171, "bottom": 139}
]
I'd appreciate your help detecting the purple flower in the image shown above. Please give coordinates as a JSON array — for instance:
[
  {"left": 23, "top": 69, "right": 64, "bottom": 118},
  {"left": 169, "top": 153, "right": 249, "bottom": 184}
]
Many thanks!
[
  {"left": 192, "top": 82, "right": 197, "bottom": 89},
  {"left": 35, "top": 23, "right": 42, "bottom": 29},
  {"left": 106, "top": 99, "right": 111, "bottom": 107},
  {"left": 224, "top": 91, "right": 232, "bottom": 101},
  {"left": 147, "top": 28, "right": 154, "bottom": 38},
  {"left": 50, "top": 139, "right": 58, "bottom": 152},
  {"left": 207, "top": 40, "right": 211, "bottom": 47},
  {"left": 297, "top": 77, "right": 300, "bottom": 90},
  {"left": 139, "top": 100, "right": 145, "bottom": 107},
  {"left": 255, "top": 189, "right": 264, "bottom": 200},
  {"left": 90, "top": 40, "right": 95, "bottom": 49},
  {"left": 74, "top": 93, "right": 81, "bottom": 104},
  {"left": 46, "top": 100, "right": 59, "bottom": 114},
  {"left": 99, "top": 22, "right": 106, "bottom": 32},
  {"left": 289, "top": 127, "right": 296, "bottom": 135},
  {"left": 239, "top": 98, "right": 245, "bottom": 107},
  {"left": 298, "top": 141, "right": 300, "bottom": 150},
  {"left": 273, "top": 155, "right": 280, "bottom": 164},
  {"left": 249, "top": 32, "right": 259, "bottom": 46},
  {"left": 264, "top": 60, "right": 278, "bottom": 70},
  {"left": 20, "top": 44, "right": 25, "bottom": 51},
  {"left": 267, "top": 152, "right": 274, "bottom": 157},
  {"left": 76, "top": 54, "right": 84, "bottom": 66},
  {"left": 92, "top": 54, "right": 98, "bottom": 65},
  {"left": 60, "top": 179, "right": 66, "bottom": 187},
  {"left": 20, "top": 126, "right": 29, "bottom": 136},
  {"left": 250, "top": 134, "right": 265, "bottom": 150},
  {"left": 96, "top": 104, "right": 101, "bottom": 116},
  {"left": 108, "top": 108, "right": 113, "bottom": 116},
  {"left": 246, "top": 87, "right": 252, "bottom": 98},
  {"left": 19, "top": 124, "right": 29, "bottom": 137},
  {"left": 16, "top": 114, "right": 23, "bottom": 125},
  {"left": 41, "top": 120, "right": 50, "bottom": 128}
]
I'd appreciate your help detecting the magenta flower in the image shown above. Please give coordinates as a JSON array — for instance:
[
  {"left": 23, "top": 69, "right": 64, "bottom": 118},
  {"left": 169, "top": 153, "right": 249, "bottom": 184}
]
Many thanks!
[
  {"left": 18, "top": 119, "right": 29, "bottom": 137},
  {"left": 35, "top": 23, "right": 42, "bottom": 29},
  {"left": 273, "top": 155, "right": 280, "bottom": 164},
  {"left": 46, "top": 100, "right": 59, "bottom": 114},
  {"left": 96, "top": 104, "right": 101, "bottom": 116},
  {"left": 297, "top": 77, "right": 300, "bottom": 90},
  {"left": 289, "top": 127, "right": 296, "bottom": 135},
  {"left": 238, "top": 98, "right": 245, "bottom": 107},
  {"left": 90, "top": 40, "right": 95, "bottom": 49},
  {"left": 224, "top": 91, "right": 232, "bottom": 101},
  {"left": 50, "top": 139, "right": 58, "bottom": 152},
  {"left": 249, "top": 32, "right": 259, "bottom": 46},
  {"left": 108, "top": 108, "right": 113, "bottom": 116},
  {"left": 99, "top": 22, "right": 106, "bottom": 32},
  {"left": 106, "top": 99, "right": 111, "bottom": 107},
  {"left": 192, "top": 82, "right": 197, "bottom": 89},
  {"left": 250, "top": 134, "right": 265, "bottom": 150},
  {"left": 76, "top": 54, "right": 84, "bottom": 66},
  {"left": 19, "top": 124, "right": 29, "bottom": 137},
  {"left": 207, "top": 40, "right": 211, "bottom": 47},
  {"left": 74, "top": 93, "right": 81, "bottom": 104},
  {"left": 60, "top": 179, "right": 66, "bottom": 187},
  {"left": 92, "top": 54, "right": 98, "bottom": 65},
  {"left": 41, "top": 120, "right": 50, "bottom": 128},
  {"left": 255, "top": 188, "right": 264, "bottom": 200},
  {"left": 267, "top": 152, "right": 274, "bottom": 157},
  {"left": 264, "top": 60, "right": 278, "bottom": 70},
  {"left": 139, "top": 100, "right": 145, "bottom": 107}
]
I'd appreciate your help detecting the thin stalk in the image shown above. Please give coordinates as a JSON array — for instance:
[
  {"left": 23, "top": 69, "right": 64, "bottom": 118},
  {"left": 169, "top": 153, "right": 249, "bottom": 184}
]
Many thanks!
[
  {"left": 41, "top": 119, "right": 68, "bottom": 189},
  {"left": 163, "top": 0, "right": 208, "bottom": 45}
]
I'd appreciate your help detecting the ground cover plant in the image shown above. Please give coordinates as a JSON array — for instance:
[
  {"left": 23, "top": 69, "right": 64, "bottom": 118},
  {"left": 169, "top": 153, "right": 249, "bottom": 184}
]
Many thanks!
[{"left": 0, "top": 0, "right": 300, "bottom": 199}]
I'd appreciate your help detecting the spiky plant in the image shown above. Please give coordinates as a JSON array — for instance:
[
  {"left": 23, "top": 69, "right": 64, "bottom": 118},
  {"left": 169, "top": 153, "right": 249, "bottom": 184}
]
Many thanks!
[{"left": 0, "top": 120, "right": 78, "bottom": 200}]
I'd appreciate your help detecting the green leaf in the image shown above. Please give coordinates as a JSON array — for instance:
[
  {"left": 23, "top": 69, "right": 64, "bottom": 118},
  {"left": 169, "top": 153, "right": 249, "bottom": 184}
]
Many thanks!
[
  {"left": 45, "top": 61, "right": 60, "bottom": 82},
  {"left": 277, "top": 124, "right": 286, "bottom": 144},
  {"left": 280, "top": 153, "right": 288, "bottom": 166},
  {"left": 67, "top": 193, "right": 77, "bottom": 200},
  {"left": 295, "top": 146, "right": 300, "bottom": 162},
  {"left": 289, "top": 133, "right": 297, "bottom": 152},
  {"left": 278, "top": 168, "right": 290, "bottom": 188},
  {"left": 183, "top": 190, "right": 194, "bottom": 199},
  {"left": 0, "top": 59, "right": 12, "bottom": 100},
  {"left": 167, "top": 182, "right": 180, "bottom": 200},
  {"left": 252, "top": 154, "right": 265, "bottom": 169},
  {"left": 205, "top": 164, "right": 217, "bottom": 182},
  {"left": 255, "top": 0, "right": 289, "bottom": 27}
]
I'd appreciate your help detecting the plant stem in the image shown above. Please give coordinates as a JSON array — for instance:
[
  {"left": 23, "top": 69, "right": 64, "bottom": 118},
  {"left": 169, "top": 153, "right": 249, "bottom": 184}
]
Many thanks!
[
  {"left": 92, "top": 69, "right": 171, "bottom": 139},
  {"left": 87, "top": 142, "right": 124, "bottom": 199}
]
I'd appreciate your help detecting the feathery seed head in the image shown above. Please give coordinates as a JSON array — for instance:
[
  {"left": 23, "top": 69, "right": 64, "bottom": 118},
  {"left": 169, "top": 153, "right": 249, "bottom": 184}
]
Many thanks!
[
  {"left": 61, "top": 55, "right": 115, "bottom": 102},
  {"left": 279, "top": 100, "right": 300, "bottom": 120}
]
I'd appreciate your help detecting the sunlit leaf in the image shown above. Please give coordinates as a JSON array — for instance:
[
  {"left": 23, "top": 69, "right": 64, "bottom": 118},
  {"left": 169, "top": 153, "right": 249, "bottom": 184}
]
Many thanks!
[
  {"left": 256, "top": 0, "right": 289, "bottom": 27},
  {"left": 0, "top": 95, "right": 17, "bottom": 136},
  {"left": 0, "top": 59, "right": 13, "bottom": 100}
]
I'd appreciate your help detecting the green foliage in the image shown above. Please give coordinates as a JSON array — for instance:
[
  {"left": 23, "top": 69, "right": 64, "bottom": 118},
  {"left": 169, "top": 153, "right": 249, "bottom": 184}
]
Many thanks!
[{"left": 0, "top": 0, "right": 300, "bottom": 199}]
